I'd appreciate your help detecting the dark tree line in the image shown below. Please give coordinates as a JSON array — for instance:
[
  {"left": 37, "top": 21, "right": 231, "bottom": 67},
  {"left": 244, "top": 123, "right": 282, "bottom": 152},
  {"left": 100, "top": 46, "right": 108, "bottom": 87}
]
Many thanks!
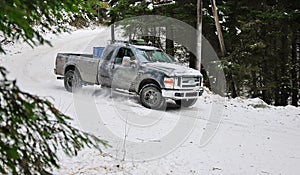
[
  {"left": 107, "top": 0, "right": 300, "bottom": 106},
  {"left": 219, "top": 0, "right": 300, "bottom": 106}
]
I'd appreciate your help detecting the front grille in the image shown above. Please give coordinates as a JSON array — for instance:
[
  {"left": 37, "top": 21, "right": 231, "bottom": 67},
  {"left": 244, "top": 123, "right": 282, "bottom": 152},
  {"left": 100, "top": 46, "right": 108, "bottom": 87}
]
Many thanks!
[{"left": 179, "top": 77, "right": 201, "bottom": 89}]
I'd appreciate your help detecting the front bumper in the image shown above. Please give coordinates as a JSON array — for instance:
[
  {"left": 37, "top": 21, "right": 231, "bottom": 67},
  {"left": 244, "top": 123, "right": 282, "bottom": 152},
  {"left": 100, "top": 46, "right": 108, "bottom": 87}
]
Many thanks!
[{"left": 162, "top": 87, "right": 204, "bottom": 100}]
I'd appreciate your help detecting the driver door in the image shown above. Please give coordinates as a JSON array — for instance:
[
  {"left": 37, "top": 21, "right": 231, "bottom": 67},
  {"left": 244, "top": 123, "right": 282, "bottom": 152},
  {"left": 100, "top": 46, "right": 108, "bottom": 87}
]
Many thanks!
[{"left": 111, "top": 47, "right": 138, "bottom": 90}]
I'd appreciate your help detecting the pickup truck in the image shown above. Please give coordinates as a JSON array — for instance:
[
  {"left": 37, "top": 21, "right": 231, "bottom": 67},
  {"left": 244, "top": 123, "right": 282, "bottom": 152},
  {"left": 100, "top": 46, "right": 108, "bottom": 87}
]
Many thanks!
[{"left": 54, "top": 41, "right": 204, "bottom": 109}]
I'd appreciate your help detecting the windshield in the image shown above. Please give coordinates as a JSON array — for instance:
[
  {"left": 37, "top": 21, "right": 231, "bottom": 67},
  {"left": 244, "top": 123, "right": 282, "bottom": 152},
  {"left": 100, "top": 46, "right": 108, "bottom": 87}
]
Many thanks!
[{"left": 135, "top": 48, "right": 175, "bottom": 63}]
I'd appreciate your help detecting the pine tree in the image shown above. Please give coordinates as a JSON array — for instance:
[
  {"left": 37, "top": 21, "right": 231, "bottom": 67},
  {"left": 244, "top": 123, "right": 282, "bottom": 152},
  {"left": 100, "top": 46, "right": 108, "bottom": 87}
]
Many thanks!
[{"left": 0, "top": 1, "right": 107, "bottom": 174}]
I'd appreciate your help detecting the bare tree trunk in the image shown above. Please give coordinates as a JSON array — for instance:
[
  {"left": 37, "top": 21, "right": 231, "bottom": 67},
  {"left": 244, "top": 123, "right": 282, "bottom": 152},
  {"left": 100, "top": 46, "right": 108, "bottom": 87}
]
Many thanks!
[
  {"left": 251, "top": 71, "right": 258, "bottom": 97},
  {"left": 228, "top": 70, "right": 237, "bottom": 97},
  {"left": 274, "top": 70, "right": 280, "bottom": 106},
  {"left": 279, "top": 31, "right": 289, "bottom": 106},
  {"left": 291, "top": 31, "right": 299, "bottom": 106},
  {"left": 262, "top": 56, "right": 271, "bottom": 104},
  {"left": 210, "top": 0, "right": 235, "bottom": 97},
  {"left": 166, "top": 25, "right": 174, "bottom": 56},
  {"left": 195, "top": 0, "right": 203, "bottom": 71},
  {"left": 210, "top": 0, "right": 226, "bottom": 56}
]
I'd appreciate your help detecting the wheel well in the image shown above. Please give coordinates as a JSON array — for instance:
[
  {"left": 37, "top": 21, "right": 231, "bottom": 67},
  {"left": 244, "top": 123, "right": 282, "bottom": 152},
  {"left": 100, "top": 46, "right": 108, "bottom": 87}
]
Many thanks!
[
  {"left": 64, "top": 65, "right": 75, "bottom": 75},
  {"left": 138, "top": 79, "right": 161, "bottom": 93}
]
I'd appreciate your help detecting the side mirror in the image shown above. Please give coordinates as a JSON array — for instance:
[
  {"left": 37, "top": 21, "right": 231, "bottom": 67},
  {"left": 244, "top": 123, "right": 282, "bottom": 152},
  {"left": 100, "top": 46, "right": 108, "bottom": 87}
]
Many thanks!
[{"left": 122, "top": 56, "right": 136, "bottom": 67}]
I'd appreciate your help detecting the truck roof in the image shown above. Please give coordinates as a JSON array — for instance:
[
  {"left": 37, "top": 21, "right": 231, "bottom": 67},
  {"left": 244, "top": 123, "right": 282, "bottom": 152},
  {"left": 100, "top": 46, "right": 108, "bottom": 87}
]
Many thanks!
[
  {"left": 131, "top": 45, "right": 159, "bottom": 50},
  {"left": 110, "top": 41, "right": 160, "bottom": 51}
]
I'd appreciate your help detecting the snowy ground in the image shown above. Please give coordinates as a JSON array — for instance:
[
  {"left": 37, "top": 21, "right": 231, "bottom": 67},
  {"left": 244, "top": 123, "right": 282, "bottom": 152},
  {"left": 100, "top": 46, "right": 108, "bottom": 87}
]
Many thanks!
[{"left": 1, "top": 28, "right": 300, "bottom": 175}]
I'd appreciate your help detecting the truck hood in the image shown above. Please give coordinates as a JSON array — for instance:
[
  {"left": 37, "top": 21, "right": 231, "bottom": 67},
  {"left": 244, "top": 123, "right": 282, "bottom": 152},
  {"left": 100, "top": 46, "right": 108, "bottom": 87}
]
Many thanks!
[{"left": 143, "top": 62, "right": 201, "bottom": 77}]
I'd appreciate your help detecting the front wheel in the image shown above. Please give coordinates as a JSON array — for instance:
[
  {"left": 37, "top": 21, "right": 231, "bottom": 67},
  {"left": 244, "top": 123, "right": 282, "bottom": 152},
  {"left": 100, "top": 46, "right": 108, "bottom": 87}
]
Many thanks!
[
  {"left": 175, "top": 98, "right": 198, "bottom": 108},
  {"left": 64, "top": 69, "right": 82, "bottom": 92},
  {"left": 140, "top": 84, "right": 166, "bottom": 110}
]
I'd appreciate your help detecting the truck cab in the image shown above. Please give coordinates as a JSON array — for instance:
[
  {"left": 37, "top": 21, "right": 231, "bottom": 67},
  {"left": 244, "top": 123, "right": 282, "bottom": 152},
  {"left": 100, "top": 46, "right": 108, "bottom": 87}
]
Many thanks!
[{"left": 97, "top": 41, "right": 204, "bottom": 109}]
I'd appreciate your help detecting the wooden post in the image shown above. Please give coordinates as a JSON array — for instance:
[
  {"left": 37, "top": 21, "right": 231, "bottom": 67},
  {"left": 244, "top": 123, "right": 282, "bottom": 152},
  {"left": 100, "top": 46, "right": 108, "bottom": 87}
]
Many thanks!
[
  {"left": 210, "top": 0, "right": 226, "bottom": 56},
  {"left": 196, "top": 0, "right": 203, "bottom": 71},
  {"left": 111, "top": 24, "right": 115, "bottom": 43}
]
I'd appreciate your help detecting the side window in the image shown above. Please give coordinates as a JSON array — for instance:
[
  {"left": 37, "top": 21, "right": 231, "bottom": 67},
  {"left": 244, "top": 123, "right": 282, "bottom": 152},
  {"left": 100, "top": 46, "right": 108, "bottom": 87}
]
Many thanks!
[
  {"left": 104, "top": 50, "right": 114, "bottom": 61},
  {"left": 102, "top": 47, "right": 114, "bottom": 61},
  {"left": 114, "top": 48, "right": 134, "bottom": 65},
  {"left": 115, "top": 48, "right": 125, "bottom": 64}
]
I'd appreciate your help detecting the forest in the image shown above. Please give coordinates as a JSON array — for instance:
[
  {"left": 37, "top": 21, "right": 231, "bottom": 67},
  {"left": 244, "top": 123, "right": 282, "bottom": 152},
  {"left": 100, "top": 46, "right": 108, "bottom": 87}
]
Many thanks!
[{"left": 104, "top": 0, "right": 300, "bottom": 106}]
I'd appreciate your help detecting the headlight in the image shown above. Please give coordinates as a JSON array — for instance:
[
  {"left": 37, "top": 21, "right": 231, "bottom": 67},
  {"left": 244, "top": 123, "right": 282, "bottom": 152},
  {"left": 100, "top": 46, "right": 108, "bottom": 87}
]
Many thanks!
[{"left": 164, "top": 77, "right": 174, "bottom": 89}]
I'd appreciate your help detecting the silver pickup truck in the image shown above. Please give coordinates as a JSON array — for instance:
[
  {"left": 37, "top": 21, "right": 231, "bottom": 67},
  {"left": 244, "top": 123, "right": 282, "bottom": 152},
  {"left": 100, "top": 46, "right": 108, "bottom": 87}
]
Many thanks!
[{"left": 54, "top": 41, "right": 204, "bottom": 109}]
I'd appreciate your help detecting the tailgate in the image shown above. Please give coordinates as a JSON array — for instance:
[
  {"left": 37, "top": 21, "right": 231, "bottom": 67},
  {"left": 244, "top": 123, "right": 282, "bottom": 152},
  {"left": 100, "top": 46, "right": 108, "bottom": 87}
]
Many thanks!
[{"left": 54, "top": 53, "right": 67, "bottom": 76}]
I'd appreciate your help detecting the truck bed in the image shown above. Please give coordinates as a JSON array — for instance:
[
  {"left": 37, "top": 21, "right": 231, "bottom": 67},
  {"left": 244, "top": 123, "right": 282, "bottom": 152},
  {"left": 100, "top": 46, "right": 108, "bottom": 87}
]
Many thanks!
[{"left": 55, "top": 53, "right": 93, "bottom": 76}]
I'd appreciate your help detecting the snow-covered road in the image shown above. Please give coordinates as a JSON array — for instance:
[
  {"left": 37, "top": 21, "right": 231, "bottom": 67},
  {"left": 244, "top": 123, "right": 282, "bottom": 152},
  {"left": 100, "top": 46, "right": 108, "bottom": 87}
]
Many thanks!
[{"left": 1, "top": 28, "right": 300, "bottom": 175}]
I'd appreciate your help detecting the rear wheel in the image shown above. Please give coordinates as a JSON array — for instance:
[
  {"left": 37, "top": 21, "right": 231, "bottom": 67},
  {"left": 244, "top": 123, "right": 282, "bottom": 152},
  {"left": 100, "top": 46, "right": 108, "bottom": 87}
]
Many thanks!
[
  {"left": 175, "top": 98, "right": 197, "bottom": 108},
  {"left": 140, "top": 84, "right": 166, "bottom": 110},
  {"left": 64, "top": 69, "right": 82, "bottom": 92}
]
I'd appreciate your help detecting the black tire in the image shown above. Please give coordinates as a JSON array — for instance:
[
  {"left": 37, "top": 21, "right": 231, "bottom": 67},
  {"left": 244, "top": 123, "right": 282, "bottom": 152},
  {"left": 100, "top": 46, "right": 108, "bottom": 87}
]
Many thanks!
[
  {"left": 140, "top": 84, "right": 166, "bottom": 110},
  {"left": 64, "top": 69, "right": 82, "bottom": 92},
  {"left": 175, "top": 98, "right": 198, "bottom": 108}
]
